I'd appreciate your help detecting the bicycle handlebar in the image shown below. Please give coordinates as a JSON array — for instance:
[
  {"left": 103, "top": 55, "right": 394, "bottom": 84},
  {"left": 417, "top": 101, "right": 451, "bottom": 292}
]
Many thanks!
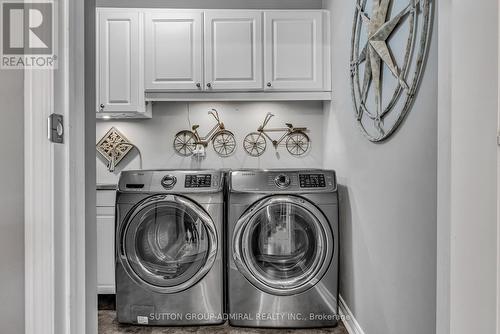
[
  {"left": 208, "top": 109, "right": 220, "bottom": 123},
  {"left": 262, "top": 112, "right": 275, "bottom": 128}
]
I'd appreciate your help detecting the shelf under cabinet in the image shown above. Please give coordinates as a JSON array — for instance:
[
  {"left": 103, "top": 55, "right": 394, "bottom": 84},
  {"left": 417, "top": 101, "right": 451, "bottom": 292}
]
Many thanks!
[{"left": 144, "top": 91, "right": 333, "bottom": 102}]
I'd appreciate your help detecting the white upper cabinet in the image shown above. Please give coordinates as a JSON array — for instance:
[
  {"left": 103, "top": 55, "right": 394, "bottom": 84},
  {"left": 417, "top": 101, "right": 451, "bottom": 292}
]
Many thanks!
[
  {"left": 97, "top": 9, "right": 149, "bottom": 117},
  {"left": 144, "top": 11, "right": 203, "bottom": 91},
  {"left": 97, "top": 8, "right": 331, "bottom": 108},
  {"left": 204, "top": 11, "right": 263, "bottom": 91},
  {"left": 264, "top": 11, "right": 326, "bottom": 91}
]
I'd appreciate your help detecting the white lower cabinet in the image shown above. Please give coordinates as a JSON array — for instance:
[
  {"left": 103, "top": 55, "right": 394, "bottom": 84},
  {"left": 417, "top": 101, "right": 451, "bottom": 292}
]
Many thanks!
[{"left": 96, "top": 190, "right": 116, "bottom": 294}]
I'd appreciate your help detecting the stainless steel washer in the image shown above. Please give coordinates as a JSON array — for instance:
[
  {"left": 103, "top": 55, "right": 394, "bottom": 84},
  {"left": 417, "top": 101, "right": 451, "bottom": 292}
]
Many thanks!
[
  {"left": 227, "top": 169, "right": 339, "bottom": 328},
  {"left": 115, "top": 170, "right": 224, "bottom": 325}
]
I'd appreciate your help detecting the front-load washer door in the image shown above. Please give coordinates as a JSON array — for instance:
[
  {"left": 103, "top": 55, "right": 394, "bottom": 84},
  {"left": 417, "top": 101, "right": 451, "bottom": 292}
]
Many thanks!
[
  {"left": 120, "top": 194, "right": 217, "bottom": 294},
  {"left": 233, "top": 195, "right": 333, "bottom": 296}
]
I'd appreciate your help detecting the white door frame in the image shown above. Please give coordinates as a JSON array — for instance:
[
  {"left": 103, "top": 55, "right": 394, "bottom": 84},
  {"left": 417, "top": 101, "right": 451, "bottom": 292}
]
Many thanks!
[
  {"left": 24, "top": 58, "right": 57, "bottom": 334},
  {"left": 436, "top": 0, "right": 452, "bottom": 332},
  {"left": 22, "top": 1, "right": 500, "bottom": 334},
  {"left": 437, "top": 1, "right": 499, "bottom": 334},
  {"left": 497, "top": 0, "right": 500, "bottom": 331},
  {"left": 24, "top": 0, "right": 95, "bottom": 333}
]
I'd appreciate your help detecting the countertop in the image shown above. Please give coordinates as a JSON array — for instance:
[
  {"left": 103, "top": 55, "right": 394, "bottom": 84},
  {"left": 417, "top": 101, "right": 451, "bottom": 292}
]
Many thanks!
[{"left": 97, "top": 184, "right": 117, "bottom": 191}]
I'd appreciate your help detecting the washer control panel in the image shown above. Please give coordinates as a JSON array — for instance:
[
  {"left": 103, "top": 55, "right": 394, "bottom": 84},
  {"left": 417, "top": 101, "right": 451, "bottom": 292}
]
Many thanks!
[
  {"left": 185, "top": 174, "right": 212, "bottom": 188},
  {"left": 118, "top": 170, "right": 222, "bottom": 193},
  {"left": 299, "top": 173, "right": 326, "bottom": 188},
  {"left": 231, "top": 170, "right": 336, "bottom": 193}
]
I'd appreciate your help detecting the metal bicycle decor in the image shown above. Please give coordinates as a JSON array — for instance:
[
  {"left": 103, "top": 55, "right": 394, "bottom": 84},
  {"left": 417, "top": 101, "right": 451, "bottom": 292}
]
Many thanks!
[
  {"left": 350, "top": 0, "right": 433, "bottom": 142},
  {"left": 174, "top": 109, "right": 237, "bottom": 157},
  {"left": 243, "top": 113, "right": 310, "bottom": 157}
]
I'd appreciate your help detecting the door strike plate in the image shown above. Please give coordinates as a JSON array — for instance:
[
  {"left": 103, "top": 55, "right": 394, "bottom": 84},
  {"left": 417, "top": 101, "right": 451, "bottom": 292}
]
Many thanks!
[{"left": 48, "top": 114, "right": 64, "bottom": 144}]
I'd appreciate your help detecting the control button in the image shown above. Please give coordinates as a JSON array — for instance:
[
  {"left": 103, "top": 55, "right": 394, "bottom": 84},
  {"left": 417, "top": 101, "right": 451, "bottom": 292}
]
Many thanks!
[
  {"left": 184, "top": 174, "right": 212, "bottom": 188},
  {"left": 299, "top": 174, "right": 326, "bottom": 188},
  {"left": 274, "top": 174, "right": 291, "bottom": 189},
  {"left": 161, "top": 175, "right": 177, "bottom": 189}
]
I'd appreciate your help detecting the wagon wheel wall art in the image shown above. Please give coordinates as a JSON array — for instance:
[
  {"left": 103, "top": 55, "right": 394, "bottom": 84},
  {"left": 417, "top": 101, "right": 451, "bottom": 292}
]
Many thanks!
[{"left": 350, "top": 0, "right": 434, "bottom": 142}]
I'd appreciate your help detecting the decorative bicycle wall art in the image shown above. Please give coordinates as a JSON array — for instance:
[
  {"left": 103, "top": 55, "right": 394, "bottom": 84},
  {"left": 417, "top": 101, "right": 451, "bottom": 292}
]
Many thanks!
[
  {"left": 243, "top": 113, "right": 310, "bottom": 157},
  {"left": 173, "top": 109, "right": 237, "bottom": 157},
  {"left": 173, "top": 110, "right": 311, "bottom": 158}
]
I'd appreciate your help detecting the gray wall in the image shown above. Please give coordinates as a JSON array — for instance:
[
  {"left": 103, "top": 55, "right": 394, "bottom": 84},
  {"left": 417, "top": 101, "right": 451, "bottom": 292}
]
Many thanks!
[
  {"left": 0, "top": 71, "right": 24, "bottom": 333},
  {"left": 96, "top": 0, "right": 322, "bottom": 9},
  {"left": 322, "top": 1, "right": 437, "bottom": 334},
  {"left": 96, "top": 101, "right": 325, "bottom": 184}
]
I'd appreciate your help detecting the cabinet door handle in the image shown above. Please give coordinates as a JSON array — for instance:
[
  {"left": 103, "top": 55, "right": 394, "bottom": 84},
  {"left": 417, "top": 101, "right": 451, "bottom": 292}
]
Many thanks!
[
  {"left": 267, "top": 82, "right": 272, "bottom": 87},
  {"left": 99, "top": 104, "right": 105, "bottom": 111},
  {"left": 196, "top": 83, "right": 201, "bottom": 88},
  {"left": 206, "top": 83, "right": 212, "bottom": 88}
]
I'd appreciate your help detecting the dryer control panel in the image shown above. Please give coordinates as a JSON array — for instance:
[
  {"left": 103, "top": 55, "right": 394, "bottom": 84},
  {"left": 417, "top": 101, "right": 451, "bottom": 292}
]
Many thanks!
[{"left": 230, "top": 169, "right": 336, "bottom": 193}]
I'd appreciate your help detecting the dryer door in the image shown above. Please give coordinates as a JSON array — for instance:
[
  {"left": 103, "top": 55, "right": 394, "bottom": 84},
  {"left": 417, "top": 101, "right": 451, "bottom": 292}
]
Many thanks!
[
  {"left": 120, "top": 194, "right": 217, "bottom": 294},
  {"left": 233, "top": 195, "right": 333, "bottom": 296}
]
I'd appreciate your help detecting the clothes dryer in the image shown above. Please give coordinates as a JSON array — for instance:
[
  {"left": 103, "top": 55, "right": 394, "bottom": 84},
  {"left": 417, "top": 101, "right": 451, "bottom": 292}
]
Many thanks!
[{"left": 227, "top": 169, "right": 339, "bottom": 328}]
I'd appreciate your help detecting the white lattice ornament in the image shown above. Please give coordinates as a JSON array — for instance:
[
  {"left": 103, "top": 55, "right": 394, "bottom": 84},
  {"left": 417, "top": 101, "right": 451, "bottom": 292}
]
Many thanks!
[{"left": 96, "top": 127, "right": 133, "bottom": 166}]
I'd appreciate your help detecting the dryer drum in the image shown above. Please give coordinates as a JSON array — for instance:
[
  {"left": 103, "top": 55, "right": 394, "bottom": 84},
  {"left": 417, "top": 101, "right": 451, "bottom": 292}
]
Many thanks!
[{"left": 233, "top": 196, "right": 333, "bottom": 296}]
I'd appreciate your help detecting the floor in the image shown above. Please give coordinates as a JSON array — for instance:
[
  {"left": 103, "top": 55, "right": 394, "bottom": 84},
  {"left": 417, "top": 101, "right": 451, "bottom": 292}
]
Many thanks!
[{"left": 98, "top": 311, "right": 349, "bottom": 334}]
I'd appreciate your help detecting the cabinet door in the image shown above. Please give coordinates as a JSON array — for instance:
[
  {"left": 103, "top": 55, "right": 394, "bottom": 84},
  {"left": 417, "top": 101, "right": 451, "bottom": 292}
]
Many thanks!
[
  {"left": 97, "top": 10, "right": 144, "bottom": 113},
  {"left": 204, "top": 11, "right": 263, "bottom": 91},
  {"left": 97, "top": 210, "right": 115, "bottom": 294},
  {"left": 264, "top": 11, "right": 324, "bottom": 91},
  {"left": 145, "top": 11, "right": 203, "bottom": 91}
]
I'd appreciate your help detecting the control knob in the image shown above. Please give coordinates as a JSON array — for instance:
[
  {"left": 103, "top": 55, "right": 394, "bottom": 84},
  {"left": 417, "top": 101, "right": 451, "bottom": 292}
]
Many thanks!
[
  {"left": 161, "top": 175, "right": 177, "bottom": 189},
  {"left": 274, "top": 174, "right": 291, "bottom": 189}
]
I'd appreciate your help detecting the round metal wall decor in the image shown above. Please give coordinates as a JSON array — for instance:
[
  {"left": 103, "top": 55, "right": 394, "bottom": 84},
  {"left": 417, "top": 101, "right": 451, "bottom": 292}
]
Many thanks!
[{"left": 350, "top": 0, "right": 434, "bottom": 142}]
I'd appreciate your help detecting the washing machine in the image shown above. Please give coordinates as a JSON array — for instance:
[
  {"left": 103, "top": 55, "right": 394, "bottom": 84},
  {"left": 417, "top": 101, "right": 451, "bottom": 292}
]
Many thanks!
[
  {"left": 115, "top": 170, "right": 224, "bottom": 325},
  {"left": 227, "top": 169, "right": 339, "bottom": 328}
]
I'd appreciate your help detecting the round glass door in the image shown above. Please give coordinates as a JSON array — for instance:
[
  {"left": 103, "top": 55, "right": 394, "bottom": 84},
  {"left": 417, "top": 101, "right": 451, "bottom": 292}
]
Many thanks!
[
  {"left": 233, "top": 196, "right": 333, "bottom": 295},
  {"left": 120, "top": 194, "right": 217, "bottom": 294}
]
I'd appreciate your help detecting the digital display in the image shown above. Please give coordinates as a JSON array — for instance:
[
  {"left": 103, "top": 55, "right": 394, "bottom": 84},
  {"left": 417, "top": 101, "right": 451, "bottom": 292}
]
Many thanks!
[
  {"left": 299, "top": 174, "right": 326, "bottom": 188},
  {"left": 185, "top": 174, "right": 212, "bottom": 188}
]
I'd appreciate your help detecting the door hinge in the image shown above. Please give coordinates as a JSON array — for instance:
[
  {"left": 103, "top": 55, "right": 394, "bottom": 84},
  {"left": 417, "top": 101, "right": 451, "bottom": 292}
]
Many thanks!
[{"left": 48, "top": 114, "right": 64, "bottom": 144}]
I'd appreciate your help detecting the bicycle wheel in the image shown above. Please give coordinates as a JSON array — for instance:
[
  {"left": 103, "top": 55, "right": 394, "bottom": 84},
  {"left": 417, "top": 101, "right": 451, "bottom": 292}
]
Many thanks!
[
  {"left": 212, "top": 130, "right": 237, "bottom": 157},
  {"left": 286, "top": 131, "right": 310, "bottom": 156},
  {"left": 173, "top": 130, "right": 196, "bottom": 156},
  {"left": 243, "top": 132, "right": 267, "bottom": 157}
]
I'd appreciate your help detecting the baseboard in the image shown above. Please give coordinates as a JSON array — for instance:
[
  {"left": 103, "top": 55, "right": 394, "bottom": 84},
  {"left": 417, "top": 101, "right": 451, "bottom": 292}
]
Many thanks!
[
  {"left": 97, "top": 285, "right": 116, "bottom": 294},
  {"left": 339, "top": 295, "right": 366, "bottom": 334}
]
